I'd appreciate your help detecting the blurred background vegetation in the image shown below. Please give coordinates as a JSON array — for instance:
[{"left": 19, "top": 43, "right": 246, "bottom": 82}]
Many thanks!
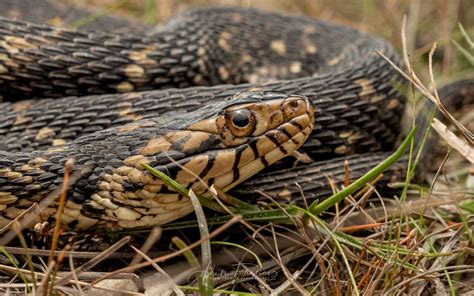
[{"left": 66, "top": 0, "right": 474, "bottom": 82}]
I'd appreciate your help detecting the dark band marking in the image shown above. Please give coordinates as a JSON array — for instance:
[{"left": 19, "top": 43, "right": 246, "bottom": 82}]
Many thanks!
[
  {"left": 122, "top": 181, "right": 145, "bottom": 191},
  {"left": 248, "top": 140, "right": 259, "bottom": 159},
  {"left": 231, "top": 146, "right": 244, "bottom": 183},
  {"left": 279, "top": 126, "right": 293, "bottom": 139},
  {"left": 68, "top": 220, "right": 79, "bottom": 229},
  {"left": 207, "top": 177, "right": 215, "bottom": 186},
  {"left": 13, "top": 204, "right": 35, "bottom": 209},
  {"left": 160, "top": 164, "right": 180, "bottom": 180},
  {"left": 158, "top": 186, "right": 176, "bottom": 194},
  {"left": 169, "top": 134, "right": 191, "bottom": 152},
  {"left": 81, "top": 201, "right": 106, "bottom": 219},
  {"left": 265, "top": 133, "right": 288, "bottom": 155},
  {"left": 265, "top": 133, "right": 281, "bottom": 146},
  {"left": 198, "top": 152, "right": 216, "bottom": 179},
  {"left": 290, "top": 121, "right": 304, "bottom": 131},
  {"left": 279, "top": 145, "right": 288, "bottom": 155}
]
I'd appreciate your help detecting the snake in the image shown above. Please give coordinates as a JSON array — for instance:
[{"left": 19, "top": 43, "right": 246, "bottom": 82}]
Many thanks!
[{"left": 0, "top": 2, "right": 471, "bottom": 231}]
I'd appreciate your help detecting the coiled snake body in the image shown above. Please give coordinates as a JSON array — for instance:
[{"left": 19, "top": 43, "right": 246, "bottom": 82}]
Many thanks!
[{"left": 0, "top": 3, "right": 468, "bottom": 230}]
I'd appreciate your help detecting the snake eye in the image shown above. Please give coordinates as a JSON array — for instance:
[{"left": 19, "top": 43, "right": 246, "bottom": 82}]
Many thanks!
[
  {"left": 231, "top": 109, "right": 251, "bottom": 127},
  {"left": 225, "top": 108, "right": 256, "bottom": 137}
]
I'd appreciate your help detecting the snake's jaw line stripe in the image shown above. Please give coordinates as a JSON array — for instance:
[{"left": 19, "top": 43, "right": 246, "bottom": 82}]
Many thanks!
[{"left": 0, "top": 91, "right": 313, "bottom": 230}]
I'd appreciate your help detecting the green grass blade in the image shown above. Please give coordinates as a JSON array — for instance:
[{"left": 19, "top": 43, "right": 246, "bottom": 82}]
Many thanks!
[
  {"left": 143, "top": 0, "right": 156, "bottom": 24},
  {"left": 453, "top": 40, "right": 474, "bottom": 65},
  {"left": 458, "top": 23, "right": 474, "bottom": 49},
  {"left": 309, "top": 128, "right": 416, "bottom": 215},
  {"left": 172, "top": 237, "right": 200, "bottom": 267},
  {"left": 178, "top": 285, "right": 260, "bottom": 295},
  {"left": 302, "top": 210, "right": 360, "bottom": 295},
  {"left": 0, "top": 247, "right": 32, "bottom": 292},
  {"left": 188, "top": 190, "right": 214, "bottom": 296},
  {"left": 163, "top": 207, "right": 302, "bottom": 230}
]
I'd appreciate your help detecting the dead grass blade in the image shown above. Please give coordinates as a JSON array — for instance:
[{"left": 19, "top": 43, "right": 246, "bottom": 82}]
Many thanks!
[
  {"left": 378, "top": 16, "right": 473, "bottom": 147},
  {"left": 90, "top": 215, "right": 242, "bottom": 285},
  {"left": 432, "top": 119, "right": 474, "bottom": 163},
  {"left": 49, "top": 158, "right": 74, "bottom": 265},
  {"left": 130, "top": 245, "right": 184, "bottom": 296},
  {"left": 54, "top": 236, "right": 131, "bottom": 286},
  {"left": 129, "top": 226, "right": 162, "bottom": 266}
]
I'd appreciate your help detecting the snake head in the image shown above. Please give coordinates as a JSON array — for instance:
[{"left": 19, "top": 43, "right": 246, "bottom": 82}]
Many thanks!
[{"left": 149, "top": 91, "right": 315, "bottom": 192}]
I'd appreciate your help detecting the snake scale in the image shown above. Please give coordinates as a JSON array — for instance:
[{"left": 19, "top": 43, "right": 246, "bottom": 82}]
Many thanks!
[{"left": 0, "top": 1, "right": 470, "bottom": 231}]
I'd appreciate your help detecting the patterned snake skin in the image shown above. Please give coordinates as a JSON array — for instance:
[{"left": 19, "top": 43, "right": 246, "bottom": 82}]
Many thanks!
[{"left": 0, "top": 1, "right": 471, "bottom": 230}]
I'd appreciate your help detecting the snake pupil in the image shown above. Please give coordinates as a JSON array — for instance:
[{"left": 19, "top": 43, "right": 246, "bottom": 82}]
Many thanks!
[{"left": 231, "top": 109, "right": 251, "bottom": 128}]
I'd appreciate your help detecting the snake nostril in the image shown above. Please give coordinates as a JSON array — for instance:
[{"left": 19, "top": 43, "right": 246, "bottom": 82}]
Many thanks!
[
  {"left": 289, "top": 99, "right": 301, "bottom": 108},
  {"left": 283, "top": 98, "right": 306, "bottom": 119}
]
